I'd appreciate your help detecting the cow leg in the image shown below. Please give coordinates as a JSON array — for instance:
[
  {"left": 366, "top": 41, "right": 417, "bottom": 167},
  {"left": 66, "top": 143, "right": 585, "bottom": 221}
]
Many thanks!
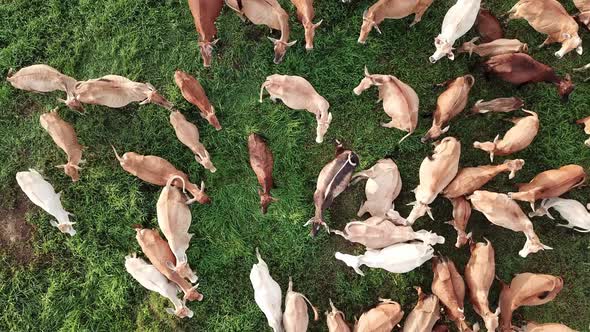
[
  {"left": 538, "top": 36, "right": 556, "bottom": 49},
  {"left": 410, "top": 0, "right": 433, "bottom": 27},
  {"left": 381, "top": 120, "right": 398, "bottom": 128},
  {"left": 357, "top": 201, "right": 368, "bottom": 217}
]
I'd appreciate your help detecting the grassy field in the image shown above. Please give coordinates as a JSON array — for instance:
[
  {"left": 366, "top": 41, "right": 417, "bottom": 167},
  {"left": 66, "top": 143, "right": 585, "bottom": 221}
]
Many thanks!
[{"left": 1, "top": 0, "right": 590, "bottom": 331}]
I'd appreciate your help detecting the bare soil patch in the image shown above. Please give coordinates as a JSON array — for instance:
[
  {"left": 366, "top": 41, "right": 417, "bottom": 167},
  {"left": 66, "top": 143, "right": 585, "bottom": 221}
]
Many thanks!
[{"left": 0, "top": 194, "right": 35, "bottom": 265}]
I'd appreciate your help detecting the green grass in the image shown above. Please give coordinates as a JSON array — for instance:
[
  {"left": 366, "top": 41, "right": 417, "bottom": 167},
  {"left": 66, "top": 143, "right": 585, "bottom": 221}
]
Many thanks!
[{"left": 1, "top": 0, "right": 590, "bottom": 331}]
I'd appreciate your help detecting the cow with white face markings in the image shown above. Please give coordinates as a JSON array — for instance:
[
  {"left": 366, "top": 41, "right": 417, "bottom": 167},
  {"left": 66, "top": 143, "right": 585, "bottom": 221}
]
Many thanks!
[{"left": 429, "top": 0, "right": 481, "bottom": 63}]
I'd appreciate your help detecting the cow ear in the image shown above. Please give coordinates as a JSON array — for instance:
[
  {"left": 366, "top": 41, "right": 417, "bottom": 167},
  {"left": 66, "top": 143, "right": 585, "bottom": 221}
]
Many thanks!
[
  {"left": 328, "top": 112, "right": 333, "bottom": 122},
  {"left": 314, "top": 19, "right": 323, "bottom": 28},
  {"left": 287, "top": 40, "right": 298, "bottom": 47},
  {"left": 447, "top": 52, "right": 455, "bottom": 60},
  {"left": 211, "top": 38, "right": 220, "bottom": 46},
  {"left": 267, "top": 36, "right": 278, "bottom": 44},
  {"left": 50, "top": 220, "right": 59, "bottom": 227},
  {"left": 362, "top": 9, "right": 368, "bottom": 18}
]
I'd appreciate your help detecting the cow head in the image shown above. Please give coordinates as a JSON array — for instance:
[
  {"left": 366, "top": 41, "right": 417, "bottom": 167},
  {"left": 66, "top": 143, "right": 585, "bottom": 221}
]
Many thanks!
[
  {"left": 359, "top": 9, "right": 380, "bottom": 44},
  {"left": 141, "top": 83, "right": 173, "bottom": 110},
  {"left": 557, "top": 74, "right": 574, "bottom": 101},
  {"left": 167, "top": 259, "right": 198, "bottom": 283},
  {"left": 195, "top": 148, "right": 217, "bottom": 173},
  {"left": 268, "top": 37, "right": 297, "bottom": 64},
  {"left": 57, "top": 163, "right": 81, "bottom": 182},
  {"left": 200, "top": 107, "right": 222, "bottom": 131},
  {"left": 165, "top": 305, "right": 194, "bottom": 319},
  {"left": 199, "top": 39, "right": 219, "bottom": 67},
  {"left": 58, "top": 96, "right": 84, "bottom": 112},
  {"left": 555, "top": 34, "right": 583, "bottom": 59},
  {"left": 353, "top": 66, "right": 383, "bottom": 95},
  {"left": 316, "top": 111, "right": 333, "bottom": 143},
  {"left": 50, "top": 220, "right": 77, "bottom": 236},
  {"left": 429, "top": 36, "right": 454, "bottom": 63},
  {"left": 258, "top": 189, "right": 277, "bottom": 214},
  {"left": 303, "top": 20, "right": 322, "bottom": 50}
]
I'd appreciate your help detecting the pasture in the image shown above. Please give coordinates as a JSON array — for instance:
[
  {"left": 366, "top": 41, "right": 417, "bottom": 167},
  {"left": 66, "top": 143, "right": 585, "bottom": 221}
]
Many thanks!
[{"left": 1, "top": 0, "right": 589, "bottom": 330}]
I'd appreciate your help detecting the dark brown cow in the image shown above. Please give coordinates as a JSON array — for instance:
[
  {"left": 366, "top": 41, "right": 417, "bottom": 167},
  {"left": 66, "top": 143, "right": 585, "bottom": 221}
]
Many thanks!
[
  {"left": 174, "top": 70, "right": 221, "bottom": 130},
  {"left": 476, "top": 9, "right": 503, "bottom": 42},
  {"left": 248, "top": 134, "right": 276, "bottom": 214},
  {"left": 188, "top": 0, "right": 224, "bottom": 67}
]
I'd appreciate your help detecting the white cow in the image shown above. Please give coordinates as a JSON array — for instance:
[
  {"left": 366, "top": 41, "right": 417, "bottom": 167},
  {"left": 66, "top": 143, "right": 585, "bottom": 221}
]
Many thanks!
[
  {"left": 124, "top": 253, "right": 193, "bottom": 318},
  {"left": 250, "top": 248, "right": 284, "bottom": 332},
  {"left": 429, "top": 0, "right": 481, "bottom": 63},
  {"left": 529, "top": 198, "right": 590, "bottom": 232},
  {"left": 16, "top": 169, "right": 76, "bottom": 236}
]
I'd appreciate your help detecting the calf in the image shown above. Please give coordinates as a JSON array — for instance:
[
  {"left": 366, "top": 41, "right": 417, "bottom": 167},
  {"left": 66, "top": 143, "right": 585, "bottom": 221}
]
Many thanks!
[
  {"left": 174, "top": 70, "right": 221, "bottom": 130},
  {"left": 407, "top": 137, "right": 461, "bottom": 224},
  {"left": 291, "top": 0, "right": 322, "bottom": 50},
  {"left": 473, "top": 110, "right": 538, "bottom": 162},
  {"left": 431, "top": 256, "right": 473, "bottom": 332},
  {"left": 260, "top": 74, "right": 331, "bottom": 143},
  {"left": 429, "top": 0, "right": 481, "bottom": 63},
  {"left": 125, "top": 253, "right": 193, "bottom": 318},
  {"left": 282, "top": 278, "right": 319, "bottom": 332},
  {"left": 307, "top": 141, "right": 358, "bottom": 236},
  {"left": 529, "top": 198, "right": 590, "bottom": 232},
  {"left": 6, "top": 64, "right": 82, "bottom": 110},
  {"left": 482, "top": 53, "right": 574, "bottom": 100},
  {"left": 335, "top": 241, "right": 436, "bottom": 275},
  {"left": 354, "top": 299, "right": 404, "bottom": 332},
  {"left": 40, "top": 109, "right": 84, "bottom": 182},
  {"left": 226, "top": 0, "right": 297, "bottom": 64},
  {"left": 250, "top": 248, "right": 283, "bottom": 332},
  {"left": 71, "top": 75, "right": 172, "bottom": 110},
  {"left": 402, "top": 287, "right": 441, "bottom": 332},
  {"left": 354, "top": 67, "right": 419, "bottom": 142},
  {"left": 443, "top": 159, "right": 525, "bottom": 198},
  {"left": 351, "top": 158, "right": 402, "bottom": 218},
  {"left": 135, "top": 227, "right": 203, "bottom": 301},
  {"left": 325, "top": 300, "right": 351, "bottom": 332},
  {"left": 156, "top": 175, "right": 198, "bottom": 283},
  {"left": 506, "top": 0, "right": 582, "bottom": 58},
  {"left": 112, "top": 146, "right": 210, "bottom": 204},
  {"left": 499, "top": 273, "right": 563, "bottom": 332},
  {"left": 447, "top": 196, "right": 472, "bottom": 248},
  {"left": 508, "top": 164, "right": 586, "bottom": 211},
  {"left": 468, "top": 190, "right": 551, "bottom": 257},
  {"left": 358, "top": 0, "right": 434, "bottom": 43},
  {"left": 170, "top": 110, "right": 217, "bottom": 172},
  {"left": 472, "top": 97, "right": 524, "bottom": 114},
  {"left": 16, "top": 169, "right": 76, "bottom": 236},
  {"left": 458, "top": 37, "right": 528, "bottom": 57},
  {"left": 423, "top": 75, "right": 475, "bottom": 142},
  {"left": 248, "top": 133, "right": 276, "bottom": 214},
  {"left": 464, "top": 240, "right": 499, "bottom": 332},
  {"left": 476, "top": 9, "right": 503, "bottom": 42},
  {"left": 188, "top": 0, "right": 224, "bottom": 67}
]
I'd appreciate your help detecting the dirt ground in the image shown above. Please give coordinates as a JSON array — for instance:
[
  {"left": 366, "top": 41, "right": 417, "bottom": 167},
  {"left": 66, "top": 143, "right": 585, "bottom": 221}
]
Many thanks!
[{"left": 0, "top": 193, "right": 35, "bottom": 265}]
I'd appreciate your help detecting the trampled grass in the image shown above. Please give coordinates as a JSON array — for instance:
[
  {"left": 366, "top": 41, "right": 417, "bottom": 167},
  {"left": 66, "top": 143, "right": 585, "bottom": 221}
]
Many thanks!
[{"left": 1, "top": 0, "right": 590, "bottom": 331}]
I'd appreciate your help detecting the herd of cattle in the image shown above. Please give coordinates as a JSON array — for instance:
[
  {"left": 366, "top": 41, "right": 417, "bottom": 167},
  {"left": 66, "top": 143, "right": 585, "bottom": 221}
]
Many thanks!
[{"left": 6, "top": 0, "right": 590, "bottom": 330}]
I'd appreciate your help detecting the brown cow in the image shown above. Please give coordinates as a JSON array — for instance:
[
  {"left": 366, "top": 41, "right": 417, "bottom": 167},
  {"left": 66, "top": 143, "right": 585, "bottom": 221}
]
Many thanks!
[
  {"left": 39, "top": 108, "right": 84, "bottom": 182},
  {"left": 170, "top": 110, "right": 217, "bottom": 172},
  {"left": 506, "top": 0, "right": 582, "bottom": 58},
  {"left": 472, "top": 97, "right": 524, "bottom": 114},
  {"left": 326, "top": 300, "right": 351, "bottom": 332},
  {"left": 112, "top": 146, "right": 210, "bottom": 204},
  {"left": 402, "top": 287, "right": 440, "bottom": 332},
  {"left": 447, "top": 196, "right": 472, "bottom": 248},
  {"left": 476, "top": 9, "right": 503, "bottom": 42},
  {"left": 574, "top": 0, "right": 590, "bottom": 29},
  {"left": 358, "top": 0, "right": 434, "bottom": 43},
  {"left": 431, "top": 256, "right": 473, "bottom": 332},
  {"left": 354, "top": 299, "right": 404, "bottom": 332},
  {"left": 248, "top": 133, "right": 276, "bottom": 214},
  {"left": 482, "top": 53, "right": 574, "bottom": 100},
  {"left": 226, "top": 0, "right": 296, "bottom": 64},
  {"left": 458, "top": 37, "right": 528, "bottom": 57},
  {"left": 135, "top": 227, "right": 203, "bottom": 301},
  {"left": 174, "top": 70, "right": 221, "bottom": 130},
  {"left": 291, "top": 0, "right": 322, "bottom": 50},
  {"left": 443, "top": 159, "right": 525, "bottom": 198},
  {"left": 188, "top": 0, "right": 224, "bottom": 67}
]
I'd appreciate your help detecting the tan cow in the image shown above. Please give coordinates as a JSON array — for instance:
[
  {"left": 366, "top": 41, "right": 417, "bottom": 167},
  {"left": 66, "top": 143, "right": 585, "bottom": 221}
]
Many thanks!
[
  {"left": 402, "top": 287, "right": 441, "bottom": 332},
  {"left": 447, "top": 196, "right": 472, "bottom": 248},
  {"left": 226, "top": 0, "right": 297, "bottom": 64},
  {"left": 499, "top": 273, "right": 563, "bottom": 332},
  {"left": 351, "top": 158, "right": 402, "bottom": 218},
  {"left": 473, "top": 110, "right": 538, "bottom": 162},
  {"left": 291, "top": 0, "right": 322, "bottom": 50},
  {"left": 443, "top": 159, "right": 525, "bottom": 198},
  {"left": 39, "top": 108, "right": 84, "bottom": 182},
  {"left": 508, "top": 164, "right": 586, "bottom": 211},
  {"left": 358, "top": 0, "right": 434, "bottom": 43},
  {"left": 431, "top": 256, "right": 473, "bottom": 332},
  {"left": 468, "top": 190, "right": 551, "bottom": 257},
  {"left": 6, "top": 64, "right": 82, "bottom": 111},
  {"left": 170, "top": 110, "right": 216, "bottom": 173},
  {"left": 458, "top": 37, "right": 528, "bottom": 57},
  {"left": 260, "top": 74, "right": 331, "bottom": 143},
  {"left": 423, "top": 75, "right": 475, "bottom": 142},
  {"left": 574, "top": 0, "right": 590, "bottom": 29},
  {"left": 332, "top": 216, "right": 445, "bottom": 249},
  {"left": 188, "top": 0, "right": 224, "bottom": 67},
  {"left": 112, "top": 147, "right": 210, "bottom": 204},
  {"left": 174, "top": 70, "right": 221, "bottom": 130},
  {"left": 464, "top": 239, "right": 499, "bottom": 332},
  {"left": 71, "top": 75, "right": 172, "bottom": 110},
  {"left": 407, "top": 137, "right": 461, "bottom": 224},
  {"left": 472, "top": 97, "right": 524, "bottom": 114},
  {"left": 575, "top": 115, "right": 590, "bottom": 146},
  {"left": 506, "top": 0, "right": 582, "bottom": 58},
  {"left": 157, "top": 175, "right": 198, "bottom": 283},
  {"left": 326, "top": 300, "right": 351, "bottom": 332},
  {"left": 354, "top": 67, "right": 419, "bottom": 142},
  {"left": 282, "top": 278, "right": 319, "bottom": 332},
  {"left": 519, "top": 322, "right": 578, "bottom": 332},
  {"left": 354, "top": 299, "right": 404, "bottom": 332},
  {"left": 135, "top": 227, "right": 203, "bottom": 301}
]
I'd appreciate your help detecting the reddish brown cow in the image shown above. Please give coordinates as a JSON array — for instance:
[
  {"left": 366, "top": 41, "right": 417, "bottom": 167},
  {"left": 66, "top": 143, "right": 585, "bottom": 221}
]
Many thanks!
[
  {"left": 248, "top": 133, "right": 276, "bottom": 214},
  {"left": 174, "top": 70, "right": 221, "bottom": 130},
  {"left": 482, "top": 53, "right": 574, "bottom": 100},
  {"left": 188, "top": 0, "right": 224, "bottom": 67},
  {"left": 476, "top": 9, "right": 503, "bottom": 42},
  {"left": 291, "top": 0, "right": 322, "bottom": 50}
]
